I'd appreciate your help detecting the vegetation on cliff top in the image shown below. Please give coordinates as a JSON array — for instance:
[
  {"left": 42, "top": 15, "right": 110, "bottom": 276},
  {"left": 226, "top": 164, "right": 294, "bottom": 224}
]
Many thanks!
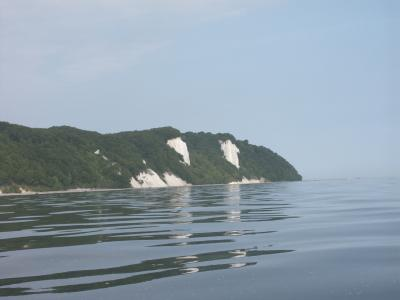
[{"left": 0, "top": 122, "right": 301, "bottom": 192}]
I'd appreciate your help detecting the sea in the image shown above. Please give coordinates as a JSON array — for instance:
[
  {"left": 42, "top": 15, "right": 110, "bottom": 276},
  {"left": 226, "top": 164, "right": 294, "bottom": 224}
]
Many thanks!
[{"left": 0, "top": 178, "right": 399, "bottom": 299}]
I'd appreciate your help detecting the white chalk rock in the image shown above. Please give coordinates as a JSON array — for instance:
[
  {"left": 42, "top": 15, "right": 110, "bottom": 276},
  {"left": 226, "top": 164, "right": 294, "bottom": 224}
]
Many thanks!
[
  {"left": 167, "top": 137, "right": 191, "bottom": 165},
  {"left": 163, "top": 172, "right": 190, "bottom": 187},
  {"left": 19, "top": 187, "right": 30, "bottom": 194},
  {"left": 130, "top": 169, "right": 167, "bottom": 188},
  {"left": 229, "top": 177, "right": 266, "bottom": 185},
  {"left": 130, "top": 169, "right": 190, "bottom": 189},
  {"left": 220, "top": 140, "right": 240, "bottom": 169}
]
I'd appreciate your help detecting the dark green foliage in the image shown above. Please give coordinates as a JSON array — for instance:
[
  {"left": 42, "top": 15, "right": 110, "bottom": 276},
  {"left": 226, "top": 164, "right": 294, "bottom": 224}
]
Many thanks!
[
  {"left": 182, "top": 132, "right": 240, "bottom": 184},
  {"left": 0, "top": 122, "right": 301, "bottom": 193},
  {"left": 236, "top": 141, "right": 302, "bottom": 181}
]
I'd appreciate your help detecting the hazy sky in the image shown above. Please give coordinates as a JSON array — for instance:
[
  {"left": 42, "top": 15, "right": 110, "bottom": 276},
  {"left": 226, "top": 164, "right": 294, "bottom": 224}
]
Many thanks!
[{"left": 0, "top": 0, "right": 399, "bottom": 179}]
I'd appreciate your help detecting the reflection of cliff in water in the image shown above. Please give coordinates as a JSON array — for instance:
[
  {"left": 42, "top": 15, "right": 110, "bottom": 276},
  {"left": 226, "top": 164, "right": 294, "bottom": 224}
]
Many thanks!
[
  {"left": 0, "top": 184, "right": 296, "bottom": 297},
  {"left": 223, "top": 184, "right": 242, "bottom": 222}
]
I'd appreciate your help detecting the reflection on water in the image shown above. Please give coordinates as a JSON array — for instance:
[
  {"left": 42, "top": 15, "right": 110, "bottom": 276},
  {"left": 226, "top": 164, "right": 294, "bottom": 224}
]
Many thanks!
[
  {"left": 0, "top": 184, "right": 294, "bottom": 296},
  {"left": 1, "top": 179, "right": 399, "bottom": 299},
  {"left": 0, "top": 247, "right": 292, "bottom": 296}
]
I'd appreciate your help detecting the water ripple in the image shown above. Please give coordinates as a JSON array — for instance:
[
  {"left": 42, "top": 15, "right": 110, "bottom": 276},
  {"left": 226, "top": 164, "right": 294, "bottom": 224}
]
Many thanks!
[{"left": 0, "top": 179, "right": 399, "bottom": 299}]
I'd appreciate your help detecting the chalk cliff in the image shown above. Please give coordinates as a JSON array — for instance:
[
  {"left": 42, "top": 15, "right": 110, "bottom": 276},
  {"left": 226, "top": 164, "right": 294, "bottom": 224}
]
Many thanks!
[{"left": 0, "top": 122, "right": 302, "bottom": 193}]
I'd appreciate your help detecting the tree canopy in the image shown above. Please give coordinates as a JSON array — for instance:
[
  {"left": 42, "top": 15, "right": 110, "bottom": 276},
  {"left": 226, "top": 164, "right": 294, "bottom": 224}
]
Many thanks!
[{"left": 0, "top": 122, "right": 301, "bottom": 192}]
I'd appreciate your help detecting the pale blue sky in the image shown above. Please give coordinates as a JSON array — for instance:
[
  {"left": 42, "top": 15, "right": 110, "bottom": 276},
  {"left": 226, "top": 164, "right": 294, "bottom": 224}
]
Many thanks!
[{"left": 0, "top": 0, "right": 399, "bottom": 179}]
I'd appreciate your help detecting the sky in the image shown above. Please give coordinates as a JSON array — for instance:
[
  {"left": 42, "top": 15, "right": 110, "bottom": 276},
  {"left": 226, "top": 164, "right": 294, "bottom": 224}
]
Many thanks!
[{"left": 0, "top": 0, "right": 399, "bottom": 179}]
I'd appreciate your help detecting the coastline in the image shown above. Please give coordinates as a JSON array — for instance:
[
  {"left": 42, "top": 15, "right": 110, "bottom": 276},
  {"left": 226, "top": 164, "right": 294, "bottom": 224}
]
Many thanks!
[
  {"left": 0, "top": 181, "right": 275, "bottom": 198},
  {"left": 0, "top": 187, "right": 132, "bottom": 198}
]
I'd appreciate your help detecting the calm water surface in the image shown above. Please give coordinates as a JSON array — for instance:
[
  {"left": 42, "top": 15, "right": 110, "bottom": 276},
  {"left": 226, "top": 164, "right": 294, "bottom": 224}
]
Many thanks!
[{"left": 0, "top": 179, "right": 399, "bottom": 299}]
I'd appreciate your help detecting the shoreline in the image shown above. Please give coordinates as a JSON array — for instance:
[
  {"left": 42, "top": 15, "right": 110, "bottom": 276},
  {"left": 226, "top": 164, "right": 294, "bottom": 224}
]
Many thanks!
[
  {"left": 0, "top": 187, "right": 132, "bottom": 198},
  {"left": 0, "top": 181, "right": 277, "bottom": 198}
]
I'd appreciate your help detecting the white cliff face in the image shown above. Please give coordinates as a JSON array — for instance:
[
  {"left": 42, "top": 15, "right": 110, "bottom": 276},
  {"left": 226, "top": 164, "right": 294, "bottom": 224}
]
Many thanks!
[
  {"left": 167, "top": 137, "right": 191, "bottom": 165},
  {"left": 130, "top": 169, "right": 190, "bottom": 188},
  {"left": 19, "top": 187, "right": 31, "bottom": 194},
  {"left": 220, "top": 140, "right": 240, "bottom": 169},
  {"left": 130, "top": 169, "right": 167, "bottom": 188},
  {"left": 229, "top": 177, "right": 266, "bottom": 185},
  {"left": 163, "top": 172, "right": 191, "bottom": 187}
]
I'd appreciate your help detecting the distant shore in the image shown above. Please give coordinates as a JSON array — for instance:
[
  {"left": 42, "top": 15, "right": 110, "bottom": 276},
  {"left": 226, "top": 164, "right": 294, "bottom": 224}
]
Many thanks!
[
  {"left": 0, "top": 181, "right": 273, "bottom": 198},
  {"left": 0, "top": 187, "right": 131, "bottom": 198}
]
